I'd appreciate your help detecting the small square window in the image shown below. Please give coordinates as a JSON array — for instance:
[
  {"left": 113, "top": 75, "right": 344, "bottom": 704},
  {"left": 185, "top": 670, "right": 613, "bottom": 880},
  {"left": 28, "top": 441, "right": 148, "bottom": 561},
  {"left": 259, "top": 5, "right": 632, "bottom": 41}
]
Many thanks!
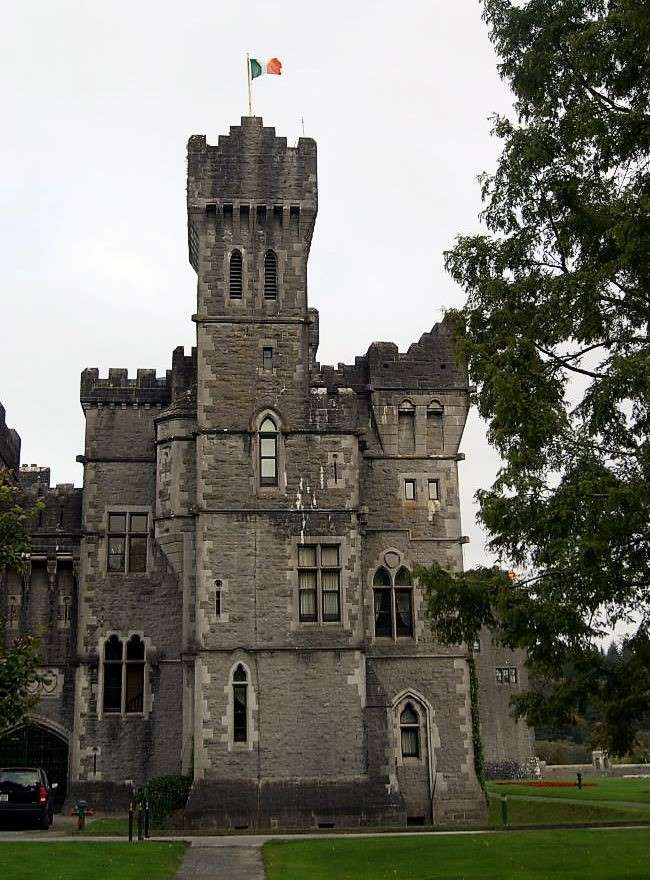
[
  {"left": 428, "top": 480, "right": 439, "bottom": 501},
  {"left": 215, "top": 590, "right": 221, "bottom": 616},
  {"left": 262, "top": 347, "right": 273, "bottom": 371},
  {"left": 404, "top": 479, "right": 416, "bottom": 501}
]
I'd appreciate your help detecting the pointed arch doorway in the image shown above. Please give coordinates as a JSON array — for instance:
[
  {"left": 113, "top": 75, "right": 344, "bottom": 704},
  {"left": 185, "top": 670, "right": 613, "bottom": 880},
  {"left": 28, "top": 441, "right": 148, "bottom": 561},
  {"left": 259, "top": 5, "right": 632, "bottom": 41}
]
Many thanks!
[{"left": 0, "top": 720, "right": 68, "bottom": 810}]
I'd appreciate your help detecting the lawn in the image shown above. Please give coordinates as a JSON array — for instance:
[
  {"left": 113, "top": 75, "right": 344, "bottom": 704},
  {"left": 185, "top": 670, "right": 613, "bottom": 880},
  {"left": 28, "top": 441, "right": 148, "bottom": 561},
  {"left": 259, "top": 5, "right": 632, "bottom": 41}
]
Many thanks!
[
  {"left": 486, "top": 795, "right": 650, "bottom": 825},
  {"left": 487, "top": 777, "right": 650, "bottom": 803},
  {"left": 0, "top": 842, "right": 187, "bottom": 880},
  {"left": 264, "top": 829, "right": 650, "bottom": 880}
]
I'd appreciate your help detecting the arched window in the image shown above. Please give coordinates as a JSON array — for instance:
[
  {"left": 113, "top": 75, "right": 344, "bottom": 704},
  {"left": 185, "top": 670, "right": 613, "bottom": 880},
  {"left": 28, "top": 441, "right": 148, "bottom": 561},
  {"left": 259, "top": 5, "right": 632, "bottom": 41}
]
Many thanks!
[
  {"left": 264, "top": 250, "right": 277, "bottom": 299},
  {"left": 373, "top": 565, "right": 414, "bottom": 639},
  {"left": 259, "top": 416, "right": 278, "bottom": 486},
  {"left": 232, "top": 664, "right": 248, "bottom": 743},
  {"left": 229, "top": 250, "right": 243, "bottom": 299},
  {"left": 427, "top": 400, "right": 444, "bottom": 453},
  {"left": 103, "top": 634, "right": 146, "bottom": 715},
  {"left": 398, "top": 401, "right": 415, "bottom": 455},
  {"left": 400, "top": 703, "right": 420, "bottom": 758},
  {"left": 125, "top": 635, "right": 145, "bottom": 713},
  {"left": 103, "top": 635, "right": 123, "bottom": 713}
]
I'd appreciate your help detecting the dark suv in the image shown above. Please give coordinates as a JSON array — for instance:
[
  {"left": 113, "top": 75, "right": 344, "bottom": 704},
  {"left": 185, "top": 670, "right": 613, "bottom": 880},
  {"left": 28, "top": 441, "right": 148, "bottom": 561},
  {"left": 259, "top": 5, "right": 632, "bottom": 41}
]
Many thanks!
[{"left": 0, "top": 767, "right": 56, "bottom": 829}]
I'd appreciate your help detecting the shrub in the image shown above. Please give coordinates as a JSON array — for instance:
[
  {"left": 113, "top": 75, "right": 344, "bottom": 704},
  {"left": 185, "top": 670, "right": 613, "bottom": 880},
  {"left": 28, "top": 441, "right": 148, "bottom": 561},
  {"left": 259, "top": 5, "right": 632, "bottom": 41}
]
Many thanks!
[
  {"left": 484, "top": 760, "right": 527, "bottom": 780},
  {"left": 139, "top": 774, "right": 192, "bottom": 821}
]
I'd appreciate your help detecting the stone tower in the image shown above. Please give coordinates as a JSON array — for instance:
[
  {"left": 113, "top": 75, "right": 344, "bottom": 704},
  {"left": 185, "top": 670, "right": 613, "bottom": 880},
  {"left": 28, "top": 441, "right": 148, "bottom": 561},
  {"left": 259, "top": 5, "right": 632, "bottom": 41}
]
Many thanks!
[{"left": 1, "top": 117, "right": 532, "bottom": 828}]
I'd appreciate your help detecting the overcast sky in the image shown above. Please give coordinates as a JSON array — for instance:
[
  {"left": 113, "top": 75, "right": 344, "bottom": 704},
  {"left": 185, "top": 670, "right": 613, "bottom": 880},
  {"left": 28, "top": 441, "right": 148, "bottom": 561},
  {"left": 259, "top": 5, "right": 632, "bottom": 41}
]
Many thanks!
[{"left": 1, "top": 1, "right": 514, "bottom": 567}]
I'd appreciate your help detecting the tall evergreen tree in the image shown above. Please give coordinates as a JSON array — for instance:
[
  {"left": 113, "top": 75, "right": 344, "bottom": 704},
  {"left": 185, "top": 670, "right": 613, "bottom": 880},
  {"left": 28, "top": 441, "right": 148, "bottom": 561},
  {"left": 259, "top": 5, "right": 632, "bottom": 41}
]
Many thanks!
[{"left": 436, "top": 0, "right": 650, "bottom": 753}]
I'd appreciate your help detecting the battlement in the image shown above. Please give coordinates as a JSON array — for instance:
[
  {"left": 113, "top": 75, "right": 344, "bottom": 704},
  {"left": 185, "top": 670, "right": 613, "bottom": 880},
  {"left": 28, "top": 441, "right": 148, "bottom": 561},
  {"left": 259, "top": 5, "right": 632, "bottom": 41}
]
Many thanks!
[
  {"left": 187, "top": 117, "right": 317, "bottom": 272},
  {"left": 0, "top": 401, "right": 21, "bottom": 474},
  {"left": 310, "top": 319, "right": 468, "bottom": 393},
  {"left": 80, "top": 367, "right": 172, "bottom": 406},
  {"left": 171, "top": 346, "right": 197, "bottom": 401}
]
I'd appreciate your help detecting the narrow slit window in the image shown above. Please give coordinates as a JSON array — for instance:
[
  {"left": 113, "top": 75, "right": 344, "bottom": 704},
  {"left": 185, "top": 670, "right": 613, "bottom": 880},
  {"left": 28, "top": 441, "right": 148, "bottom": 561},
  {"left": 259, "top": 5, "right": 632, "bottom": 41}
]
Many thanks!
[
  {"left": 259, "top": 417, "right": 278, "bottom": 486},
  {"left": 229, "top": 250, "right": 243, "bottom": 299},
  {"left": 398, "top": 401, "right": 416, "bottom": 455},
  {"left": 262, "top": 347, "right": 273, "bottom": 371},
  {"left": 264, "top": 250, "right": 278, "bottom": 299},
  {"left": 404, "top": 479, "right": 416, "bottom": 500},
  {"left": 428, "top": 479, "right": 439, "bottom": 501},
  {"left": 232, "top": 664, "right": 248, "bottom": 743}
]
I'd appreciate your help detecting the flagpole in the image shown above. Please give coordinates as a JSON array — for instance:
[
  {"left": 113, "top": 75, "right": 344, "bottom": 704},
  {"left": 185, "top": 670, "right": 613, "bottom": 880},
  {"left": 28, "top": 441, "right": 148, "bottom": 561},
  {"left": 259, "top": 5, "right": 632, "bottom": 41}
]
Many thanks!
[{"left": 246, "top": 52, "right": 253, "bottom": 117}]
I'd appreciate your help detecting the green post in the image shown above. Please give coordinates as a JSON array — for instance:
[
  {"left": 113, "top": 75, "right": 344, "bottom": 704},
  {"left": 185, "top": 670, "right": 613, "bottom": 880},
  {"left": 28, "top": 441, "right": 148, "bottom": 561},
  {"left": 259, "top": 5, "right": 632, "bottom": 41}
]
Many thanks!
[{"left": 500, "top": 795, "right": 509, "bottom": 827}]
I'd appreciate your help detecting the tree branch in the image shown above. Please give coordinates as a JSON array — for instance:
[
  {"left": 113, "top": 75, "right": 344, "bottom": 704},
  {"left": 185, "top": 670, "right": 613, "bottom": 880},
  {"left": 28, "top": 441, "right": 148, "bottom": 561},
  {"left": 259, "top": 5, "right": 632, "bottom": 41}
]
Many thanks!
[{"left": 535, "top": 344, "right": 606, "bottom": 380}]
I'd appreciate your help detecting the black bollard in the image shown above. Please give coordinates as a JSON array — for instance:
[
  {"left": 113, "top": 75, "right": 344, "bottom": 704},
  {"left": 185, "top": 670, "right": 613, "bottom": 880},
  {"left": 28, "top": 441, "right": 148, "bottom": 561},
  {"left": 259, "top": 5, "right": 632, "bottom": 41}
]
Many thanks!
[
  {"left": 577, "top": 772, "right": 583, "bottom": 790},
  {"left": 144, "top": 800, "right": 150, "bottom": 839},
  {"left": 137, "top": 805, "right": 144, "bottom": 841},
  {"left": 128, "top": 799, "right": 134, "bottom": 842}
]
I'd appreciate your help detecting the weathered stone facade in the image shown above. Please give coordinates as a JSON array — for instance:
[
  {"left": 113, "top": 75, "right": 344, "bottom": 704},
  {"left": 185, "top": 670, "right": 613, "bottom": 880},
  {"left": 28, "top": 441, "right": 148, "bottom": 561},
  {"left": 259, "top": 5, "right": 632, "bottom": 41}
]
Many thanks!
[{"left": 0, "top": 117, "right": 532, "bottom": 827}]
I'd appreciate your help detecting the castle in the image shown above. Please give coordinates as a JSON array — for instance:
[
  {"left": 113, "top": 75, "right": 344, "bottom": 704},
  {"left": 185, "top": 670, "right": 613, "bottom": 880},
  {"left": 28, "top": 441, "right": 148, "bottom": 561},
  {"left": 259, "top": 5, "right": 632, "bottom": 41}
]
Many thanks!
[{"left": 0, "top": 117, "right": 532, "bottom": 828}]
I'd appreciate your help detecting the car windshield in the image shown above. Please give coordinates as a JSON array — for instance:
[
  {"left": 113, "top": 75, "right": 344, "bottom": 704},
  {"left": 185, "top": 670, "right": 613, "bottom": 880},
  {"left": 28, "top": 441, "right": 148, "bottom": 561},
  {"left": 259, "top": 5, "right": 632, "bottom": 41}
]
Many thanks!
[{"left": 0, "top": 770, "right": 41, "bottom": 786}]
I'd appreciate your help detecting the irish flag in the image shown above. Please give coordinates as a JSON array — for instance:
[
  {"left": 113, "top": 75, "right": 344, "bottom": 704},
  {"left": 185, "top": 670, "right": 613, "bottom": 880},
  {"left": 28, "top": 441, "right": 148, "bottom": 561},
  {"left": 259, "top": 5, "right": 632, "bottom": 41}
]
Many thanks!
[{"left": 250, "top": 57, "right": 282, "bottom": 79}]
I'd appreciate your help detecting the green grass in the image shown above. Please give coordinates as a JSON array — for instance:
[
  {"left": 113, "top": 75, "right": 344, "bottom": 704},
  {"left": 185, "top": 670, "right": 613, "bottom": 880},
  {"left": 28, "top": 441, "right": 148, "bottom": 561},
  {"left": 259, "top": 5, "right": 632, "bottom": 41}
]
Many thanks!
[
  {"left": 487, "top": 777, "right": 650, "bottom": 803},
  {"left": 487, "top": 795, "right": 650, "bottom": 825},
  {"left": 264, "top": 829, "right": 650, "bottom": 880},
  {"left": 0, "top": 842, "right": 187, "bottom": 880},
  {"left": 81, "top": 817, "right": 130, "bottom": 835}
]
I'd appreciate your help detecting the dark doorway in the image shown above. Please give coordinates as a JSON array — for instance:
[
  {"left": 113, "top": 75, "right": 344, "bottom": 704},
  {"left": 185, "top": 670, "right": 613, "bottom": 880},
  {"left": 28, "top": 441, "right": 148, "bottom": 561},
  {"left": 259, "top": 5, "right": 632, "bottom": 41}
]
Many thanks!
[{"left": 0, "top": 723, "right": 68, "bottom": 810}]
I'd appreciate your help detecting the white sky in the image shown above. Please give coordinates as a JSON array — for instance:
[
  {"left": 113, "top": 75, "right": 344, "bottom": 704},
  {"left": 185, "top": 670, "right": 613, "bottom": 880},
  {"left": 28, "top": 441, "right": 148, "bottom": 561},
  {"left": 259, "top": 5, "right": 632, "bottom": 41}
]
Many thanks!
[{"left": 1, "top": 1, "right": 513, "bottom": 568}]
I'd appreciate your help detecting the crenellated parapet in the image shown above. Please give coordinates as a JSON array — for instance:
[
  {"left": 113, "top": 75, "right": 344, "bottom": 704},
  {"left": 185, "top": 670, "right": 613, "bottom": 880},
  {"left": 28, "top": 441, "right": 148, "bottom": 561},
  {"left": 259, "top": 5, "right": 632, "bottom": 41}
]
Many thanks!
[
  {"left": 187, "top": 117, "right": 317, "bottom": 272},
  {"left": 311, "top": 319, "right": 468, "bottom": 395},
  {"left": 80, "top": 367, "right": 172, "bottom": 407}
]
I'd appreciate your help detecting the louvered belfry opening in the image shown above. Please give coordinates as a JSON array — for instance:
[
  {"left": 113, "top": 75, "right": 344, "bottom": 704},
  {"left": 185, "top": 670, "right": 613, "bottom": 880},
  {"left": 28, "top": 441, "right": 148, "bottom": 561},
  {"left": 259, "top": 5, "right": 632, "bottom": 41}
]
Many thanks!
[
  {"left": 264, "top": 250, "right": 277, "bottom": 299},
  {"left": 229, "top": 250, "right": 243, "bottom": 299}
]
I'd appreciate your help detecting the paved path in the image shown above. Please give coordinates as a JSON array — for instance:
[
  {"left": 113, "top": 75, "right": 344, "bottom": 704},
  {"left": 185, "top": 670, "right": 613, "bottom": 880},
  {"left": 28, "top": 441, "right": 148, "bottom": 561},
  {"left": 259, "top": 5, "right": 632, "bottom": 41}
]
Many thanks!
[{"left": 175, "top": 844, "right": 264, "bottom": 880}]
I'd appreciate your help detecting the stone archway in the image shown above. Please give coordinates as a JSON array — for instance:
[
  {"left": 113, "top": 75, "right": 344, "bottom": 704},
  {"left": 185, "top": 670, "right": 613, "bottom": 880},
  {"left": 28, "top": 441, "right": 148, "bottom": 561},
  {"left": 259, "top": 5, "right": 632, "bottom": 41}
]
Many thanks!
[{"left": 0, "top": 721, "right": 69, "bottom": 810}]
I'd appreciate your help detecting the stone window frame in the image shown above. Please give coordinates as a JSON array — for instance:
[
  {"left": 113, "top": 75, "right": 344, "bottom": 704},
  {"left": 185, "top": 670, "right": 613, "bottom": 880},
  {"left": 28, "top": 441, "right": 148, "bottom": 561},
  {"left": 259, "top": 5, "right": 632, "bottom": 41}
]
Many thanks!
[
  {"left": 263, "top": 248, "right": 278, "bottom": 299},
  {"left": 291, "top": 536, "right": 349, "bottom": 630},
  {"left": 372, "top": 564, "right": 415, "bottom": 640},
  {"left": 297, "top": 542, "right": 342, "bottom": 624},
  {"left": 96, "top": 631, "right": 152, "bottom": 721},
  {"left": 257, "top": 338, "right": 277, "bottom": 377},
  {"left": 225, "top": 660, "right": 257, "bottom": 752},
  {"left": 228, "top": 248, "right": 244, "bottom": 300},
  {"left": 390, "top": 690, "right": 438, "bottom": 781},
  {"left": 225, "top": 245, "right": 248, "bottom": 305},
  {"left": 251, "top": 409, "right": 286, "bottom": 497},
  {"left": 426, "top": 398, "right": 445, "bottom": 453},
  {"left": 398, "top": 472, "right": 443, "bottom": 509},
  {"left": 104, "top": 507, "right": 151, "bottom": 576}
]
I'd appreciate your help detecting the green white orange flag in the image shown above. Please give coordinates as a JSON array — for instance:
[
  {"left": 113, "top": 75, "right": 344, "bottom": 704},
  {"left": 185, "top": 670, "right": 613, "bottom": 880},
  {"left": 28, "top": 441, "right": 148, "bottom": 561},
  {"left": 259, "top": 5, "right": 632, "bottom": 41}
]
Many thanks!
[{"left": 250, "top": 57, "right": 282, "bottom": 79}]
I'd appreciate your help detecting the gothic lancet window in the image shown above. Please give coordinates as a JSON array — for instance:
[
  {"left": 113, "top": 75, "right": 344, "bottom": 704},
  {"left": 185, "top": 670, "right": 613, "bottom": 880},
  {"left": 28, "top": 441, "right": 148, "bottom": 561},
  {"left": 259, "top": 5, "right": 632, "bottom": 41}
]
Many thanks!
[
  {"left": 264, "top": 250, "right": 278, "bottom": 299},
  {"left": 229, "top": 249, "right": 243, "bottom": 299},
  {"left": 232, "top": 664, "right": 248, "bottom": 743},
  {"left": 400, "top": 703, "right": 420, "bottom": 758},
  {"left": 259, "top": 417, "right": 278, "bottom": 486}
]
